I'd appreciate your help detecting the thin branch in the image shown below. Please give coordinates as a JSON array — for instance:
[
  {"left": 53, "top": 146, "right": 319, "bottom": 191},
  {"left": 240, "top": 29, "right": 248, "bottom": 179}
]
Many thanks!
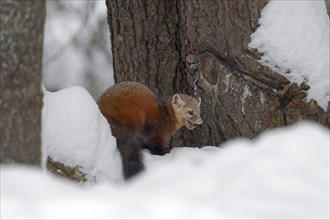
[{"left": 43, "top": 2, "right": 95, "bottom": 68}]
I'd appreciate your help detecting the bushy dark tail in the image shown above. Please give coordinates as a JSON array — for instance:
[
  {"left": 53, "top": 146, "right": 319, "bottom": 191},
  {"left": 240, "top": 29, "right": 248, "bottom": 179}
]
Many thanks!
[
  {"left": 110, "top": 122, "right": 144, "bottom": 180},
  {"left": 119, "top": 139, "right": 144, "bottom": 179}
]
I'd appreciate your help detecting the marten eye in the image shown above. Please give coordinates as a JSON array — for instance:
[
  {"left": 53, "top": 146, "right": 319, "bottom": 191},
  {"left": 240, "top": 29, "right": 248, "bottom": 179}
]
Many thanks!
[{"left": 188, "top": 111, "right": 193, "bottom": 115}]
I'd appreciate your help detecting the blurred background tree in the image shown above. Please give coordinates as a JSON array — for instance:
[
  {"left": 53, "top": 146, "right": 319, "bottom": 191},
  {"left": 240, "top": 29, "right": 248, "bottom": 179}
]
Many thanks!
[
  {"left": 326, "top": 0, "right": 330, "bottom": 15},
  {"left": 0, "top": 0, "right": 45, "bottom": 165}
]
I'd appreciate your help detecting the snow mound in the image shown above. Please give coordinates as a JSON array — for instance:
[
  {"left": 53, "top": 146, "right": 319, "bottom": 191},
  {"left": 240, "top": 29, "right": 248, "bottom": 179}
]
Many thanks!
[
  {"left": 3, "top": 122, "right": 329, "bottom": 219},
  {"left": 43, "top": 86, "right": 122, "bottom": 183},
  {"left": 249, "top": 0, "right": 330, "bottom": 110}
]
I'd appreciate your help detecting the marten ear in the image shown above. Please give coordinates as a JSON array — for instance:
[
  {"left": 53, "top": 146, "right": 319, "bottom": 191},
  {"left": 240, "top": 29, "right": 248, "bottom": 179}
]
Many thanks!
[
  {"left": 198, "top": 97, "right": 201, "bottom": 107},
  {"left": 172, "top": 94, "right": 185, "bottom": 109}
]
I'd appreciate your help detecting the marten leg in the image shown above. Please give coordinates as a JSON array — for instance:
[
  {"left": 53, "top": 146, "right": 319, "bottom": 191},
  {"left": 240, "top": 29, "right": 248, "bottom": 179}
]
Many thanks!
[{"left": 111, "top": 124, "right": 144, "bottom": 180}]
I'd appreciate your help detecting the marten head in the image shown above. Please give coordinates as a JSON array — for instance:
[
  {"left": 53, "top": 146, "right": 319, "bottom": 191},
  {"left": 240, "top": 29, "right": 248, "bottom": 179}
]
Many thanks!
[{"left": 171, "top": 94, "right": 203, "bottom": 130}]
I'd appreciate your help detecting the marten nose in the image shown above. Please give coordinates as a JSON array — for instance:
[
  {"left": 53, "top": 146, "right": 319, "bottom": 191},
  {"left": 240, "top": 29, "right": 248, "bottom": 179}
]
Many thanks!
[{"left": 195, "top": 118, "right": 203, "bottom": 124}]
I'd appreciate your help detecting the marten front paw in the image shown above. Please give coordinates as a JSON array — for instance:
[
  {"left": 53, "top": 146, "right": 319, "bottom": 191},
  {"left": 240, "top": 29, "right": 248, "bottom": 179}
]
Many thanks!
[{"left": 149, "top": 147, "right": 171, "bottom": 156}]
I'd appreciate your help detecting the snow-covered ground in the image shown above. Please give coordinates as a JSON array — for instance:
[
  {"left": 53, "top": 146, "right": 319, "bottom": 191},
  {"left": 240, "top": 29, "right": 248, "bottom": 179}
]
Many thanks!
[
  {"left": 2, "top": 86, "right": 329, "bottom": 219},
  {"left": 249, "top": 0, "right": 330, "bottom": 110}
]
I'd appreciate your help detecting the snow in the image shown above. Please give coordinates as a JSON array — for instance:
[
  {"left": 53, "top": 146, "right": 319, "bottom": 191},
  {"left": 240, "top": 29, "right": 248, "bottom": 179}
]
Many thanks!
[
  {"left": 249, "top": 0, "right": 330, "bottom": 110},
  {"left": 2, "top": 86, "right": 329, "bottom": 219}
]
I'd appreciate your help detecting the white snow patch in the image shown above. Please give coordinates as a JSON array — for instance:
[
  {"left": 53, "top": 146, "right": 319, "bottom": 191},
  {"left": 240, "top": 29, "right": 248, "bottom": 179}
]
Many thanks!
[
  {"left": 43, "top": 86, "right": 122, "bottom": 184},
  {"left": 2, "top": 122, "right": 329, "bottom": 219},
  {"left": 249, "top": 0, "right": 330, "bottom": 110}
]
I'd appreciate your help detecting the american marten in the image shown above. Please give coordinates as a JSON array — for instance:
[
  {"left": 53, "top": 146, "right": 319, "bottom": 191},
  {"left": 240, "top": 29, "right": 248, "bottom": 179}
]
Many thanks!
[{"left": 98, "top": 81, "right": 203, "bottom": 179}]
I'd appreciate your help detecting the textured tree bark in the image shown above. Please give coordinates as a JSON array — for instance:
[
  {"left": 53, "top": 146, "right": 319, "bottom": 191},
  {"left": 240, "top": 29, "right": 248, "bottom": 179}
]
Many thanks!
[
  {"left": 0, "top": 0, "right": 45, "bottom": 165},
  {"left": 106, "top": 0, "right": 329, "bottom": 148},
  {"left": 106, "top": 0, "right": 181, "bottom": 99}
]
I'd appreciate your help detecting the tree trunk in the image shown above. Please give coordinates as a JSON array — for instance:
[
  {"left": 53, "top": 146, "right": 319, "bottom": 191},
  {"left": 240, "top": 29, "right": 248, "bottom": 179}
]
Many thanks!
[
  {"left": 0, "top": 0, "right": 45, "bottom": 165},
  {"left": 106, "top": 0, "right": 329, "bottom": 147}
]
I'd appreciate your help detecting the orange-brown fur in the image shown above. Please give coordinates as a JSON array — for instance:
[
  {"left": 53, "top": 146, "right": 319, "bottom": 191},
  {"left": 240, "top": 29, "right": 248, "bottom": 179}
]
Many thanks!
[
  {"left": 98, "top": 81, "right": 202, "bottom": 179},
  {"left": 99, "top": 82, "right": 173, "bottom": 140}
]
